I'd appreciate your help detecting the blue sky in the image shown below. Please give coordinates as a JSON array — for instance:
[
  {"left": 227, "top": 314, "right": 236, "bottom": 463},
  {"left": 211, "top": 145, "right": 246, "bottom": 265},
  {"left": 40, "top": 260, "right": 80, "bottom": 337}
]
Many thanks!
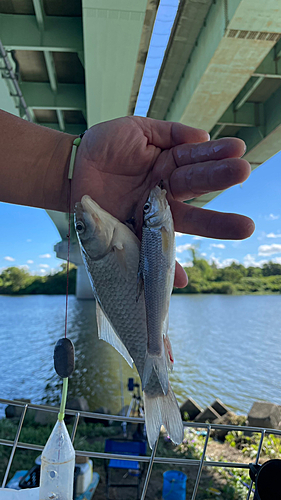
[
  {"left": 175, "top": 151, "right": 281, "bottom": 269},
  {"left": 1, "top": 0, "right": 281, "bottom": 276}
]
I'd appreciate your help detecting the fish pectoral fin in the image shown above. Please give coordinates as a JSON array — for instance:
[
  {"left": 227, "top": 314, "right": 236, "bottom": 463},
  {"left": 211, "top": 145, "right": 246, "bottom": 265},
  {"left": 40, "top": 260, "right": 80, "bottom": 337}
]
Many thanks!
[
  {"left": 113, "top": 245, "right": 129, "bottom": 280},
  {"left": 161, "top": 226, "right": 169, "bottom": 253},
  {"left": 96, "top": 302, "right": 133, "bottom": 368},
  {"left": 163, "top": 333, "right": 174, "bottom": 372}
]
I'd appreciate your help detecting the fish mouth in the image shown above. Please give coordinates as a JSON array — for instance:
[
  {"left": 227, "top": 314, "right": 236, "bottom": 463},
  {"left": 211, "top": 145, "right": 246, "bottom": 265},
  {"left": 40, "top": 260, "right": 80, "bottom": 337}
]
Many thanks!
[
  {"left": 74, "top": 198, "right": 100, "bottom": 228},
  {"left": 81, "top": 195, "right": 100, "bottom": 213}
]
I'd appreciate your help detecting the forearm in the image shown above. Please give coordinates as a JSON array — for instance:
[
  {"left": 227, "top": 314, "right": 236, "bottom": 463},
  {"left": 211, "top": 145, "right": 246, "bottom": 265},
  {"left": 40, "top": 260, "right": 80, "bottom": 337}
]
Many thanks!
[{"left": 0, "top": 110, "right": 77, "bottom": 212}]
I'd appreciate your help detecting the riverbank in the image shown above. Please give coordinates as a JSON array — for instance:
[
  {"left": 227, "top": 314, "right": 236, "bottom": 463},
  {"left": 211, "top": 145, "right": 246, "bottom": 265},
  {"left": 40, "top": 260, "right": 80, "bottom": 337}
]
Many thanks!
[{"left": 1, "top": 258, "right": 281, "bottom": 295}]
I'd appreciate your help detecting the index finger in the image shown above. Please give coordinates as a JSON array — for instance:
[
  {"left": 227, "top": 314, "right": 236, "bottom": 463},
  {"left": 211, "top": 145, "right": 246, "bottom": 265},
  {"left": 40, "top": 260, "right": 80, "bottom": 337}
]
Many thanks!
[
  {"left": 133, "top": 116, "right": 210, "bottom": 149},
  {"left": 173, "top": 137, "right": 246, "bottom": 167}
]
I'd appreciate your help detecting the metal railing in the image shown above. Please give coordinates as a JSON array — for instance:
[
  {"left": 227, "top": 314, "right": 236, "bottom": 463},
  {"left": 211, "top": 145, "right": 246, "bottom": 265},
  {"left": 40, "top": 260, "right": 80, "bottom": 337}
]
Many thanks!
[{"left": 1, "top": 397, "right": 281, "bottom": 499}]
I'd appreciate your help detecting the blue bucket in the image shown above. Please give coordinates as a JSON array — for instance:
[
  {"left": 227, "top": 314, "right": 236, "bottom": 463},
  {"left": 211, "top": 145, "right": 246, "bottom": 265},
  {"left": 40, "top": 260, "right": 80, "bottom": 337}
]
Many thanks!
[{"left": 162, "top": 470, "right": 187, "bottom": 500}]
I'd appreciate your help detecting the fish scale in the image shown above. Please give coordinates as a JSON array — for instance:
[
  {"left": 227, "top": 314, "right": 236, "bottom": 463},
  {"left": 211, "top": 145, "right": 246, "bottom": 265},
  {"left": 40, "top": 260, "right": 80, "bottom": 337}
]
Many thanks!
[
  {"left": 82, "top": 232, "right": 164, "bottom": 397},
  {"left": 141, "top": 227, "right": 171, "bottom": 354},
  {"left": 75, "top": 194, "right": 183, "bottom": 448},
  {"left": 139, "top": 186, "right": 176, "bottom": 395}
]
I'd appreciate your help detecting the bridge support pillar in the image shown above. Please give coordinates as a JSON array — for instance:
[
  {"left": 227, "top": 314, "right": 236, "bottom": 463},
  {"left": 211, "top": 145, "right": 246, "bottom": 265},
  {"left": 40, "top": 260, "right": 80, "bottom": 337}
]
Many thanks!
[
  {"left": 76, "top": 264, "right": 94, "bottom": 300},
  {"left": 54, "top": 239, "right": 94, "bottom": 300}
]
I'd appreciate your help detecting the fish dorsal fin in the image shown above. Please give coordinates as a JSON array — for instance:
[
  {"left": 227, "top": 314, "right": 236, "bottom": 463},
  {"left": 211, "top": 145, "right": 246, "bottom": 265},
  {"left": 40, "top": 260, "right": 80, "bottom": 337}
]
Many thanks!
[{"left": 96, "top": 302, "right": 133, "bottom": 368}]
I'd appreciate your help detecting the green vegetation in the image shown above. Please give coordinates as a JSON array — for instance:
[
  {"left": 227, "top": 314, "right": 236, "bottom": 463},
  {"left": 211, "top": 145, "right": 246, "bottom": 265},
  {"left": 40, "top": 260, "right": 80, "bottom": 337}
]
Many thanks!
[
  {"left": 0, "top": 417, "right": 246, "bottom": 499},
  {"left": 225, "top": 430, "right": 281, "bottom": 460},
  {"left": 174, "top": 250, "right": 281, "bottom": 294},
  {"left": 0, "top": 415, "right": 117, "bottom": 483},
  {"left": 1, "top": 251, "right": 281, "bottom": 295},
  {"left": 0, "top": 264, "right": 76, "bottom": 295},
  {"left": 2, "top": 416, "right": 280, "bottom": 499}
]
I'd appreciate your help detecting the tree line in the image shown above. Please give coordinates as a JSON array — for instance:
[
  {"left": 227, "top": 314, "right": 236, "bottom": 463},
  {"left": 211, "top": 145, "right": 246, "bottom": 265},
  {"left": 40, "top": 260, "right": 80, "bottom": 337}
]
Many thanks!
[
  {"left": 0, "top": 264, "right": 76, "bottom": 295},
  {"left": 175, "top": 249, "right": 281, "bottom": 294},
  {"left": 1, "top": 253, "right": 281, "bottom": 295}
]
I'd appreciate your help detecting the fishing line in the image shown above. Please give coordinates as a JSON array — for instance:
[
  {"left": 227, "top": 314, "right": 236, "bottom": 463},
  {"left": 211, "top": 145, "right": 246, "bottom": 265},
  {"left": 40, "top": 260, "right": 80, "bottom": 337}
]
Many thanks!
[
  {"left": 64, "top": 178, "right": 71, "bottom": 339},
  {"left": 64, "top": 133, "right": 85, "bottom": 340},
  {"left": 55, "top": 133, "right": 85, "bottom": 417},
  {"left": 39, "top": 134, "right": 85, "bottom": 498}
]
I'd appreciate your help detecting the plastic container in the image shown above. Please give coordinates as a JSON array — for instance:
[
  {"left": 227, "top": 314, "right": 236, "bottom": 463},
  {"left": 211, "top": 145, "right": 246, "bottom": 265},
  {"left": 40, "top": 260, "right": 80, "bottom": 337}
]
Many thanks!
[
  {"left": 162, "top": 470, "right": 187, "bottom": 500},
  {"left": 75, "top": 460, "right": 93, "bottom": 495},
  {"left": 39, "top": 419, "right": 75, "bottom": 500}
]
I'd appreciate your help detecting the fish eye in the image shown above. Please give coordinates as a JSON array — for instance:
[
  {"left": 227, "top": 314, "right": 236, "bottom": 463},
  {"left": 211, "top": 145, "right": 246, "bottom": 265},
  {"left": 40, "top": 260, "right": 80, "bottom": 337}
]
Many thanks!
[
  {"left": 75, "top": 221, "right": 85, "bottom": 234},
  {"left": 143, "top": 202, "right": 151, "bottom": 213}
]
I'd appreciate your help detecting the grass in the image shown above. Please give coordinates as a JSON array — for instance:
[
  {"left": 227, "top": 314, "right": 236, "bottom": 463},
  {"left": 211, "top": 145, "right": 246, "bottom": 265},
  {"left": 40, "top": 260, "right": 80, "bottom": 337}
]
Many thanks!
[{"left": 1, "top": 415, "right": 279, "bottom": 499}]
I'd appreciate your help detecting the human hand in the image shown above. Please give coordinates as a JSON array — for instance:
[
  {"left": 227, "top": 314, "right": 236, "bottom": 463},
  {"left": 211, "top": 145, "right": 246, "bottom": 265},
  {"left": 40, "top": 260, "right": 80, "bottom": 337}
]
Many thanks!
[{"left": 72, "top": 116, "right": 254, "bottom": 287}]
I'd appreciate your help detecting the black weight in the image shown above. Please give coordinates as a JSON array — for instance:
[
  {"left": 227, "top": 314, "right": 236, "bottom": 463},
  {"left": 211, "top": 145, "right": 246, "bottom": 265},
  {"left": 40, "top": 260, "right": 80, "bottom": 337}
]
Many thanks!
[{"left": 54, "top": 338, "right": 75, "bottom": 378}]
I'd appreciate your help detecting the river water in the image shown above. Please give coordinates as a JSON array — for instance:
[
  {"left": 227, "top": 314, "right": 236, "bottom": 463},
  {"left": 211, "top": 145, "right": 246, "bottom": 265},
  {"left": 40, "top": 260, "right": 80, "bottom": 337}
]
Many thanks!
[{"left": 0, "top": 294, "right": 280, "bottom": 416}]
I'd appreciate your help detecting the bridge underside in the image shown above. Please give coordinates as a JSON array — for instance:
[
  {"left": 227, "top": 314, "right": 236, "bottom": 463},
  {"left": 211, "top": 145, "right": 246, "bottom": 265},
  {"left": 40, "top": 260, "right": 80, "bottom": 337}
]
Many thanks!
[
  {"left": 1, "top": 0, "right": 281, "bottom": 295},
  {"left": 148, "top": 0, "right": 281, "bottom": 206}
]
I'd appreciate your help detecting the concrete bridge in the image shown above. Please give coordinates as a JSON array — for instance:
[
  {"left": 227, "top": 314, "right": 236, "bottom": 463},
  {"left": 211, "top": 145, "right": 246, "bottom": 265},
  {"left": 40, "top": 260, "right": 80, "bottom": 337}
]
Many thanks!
[{"left": 1, "top": 0, "right": 281, "bottom": 297}]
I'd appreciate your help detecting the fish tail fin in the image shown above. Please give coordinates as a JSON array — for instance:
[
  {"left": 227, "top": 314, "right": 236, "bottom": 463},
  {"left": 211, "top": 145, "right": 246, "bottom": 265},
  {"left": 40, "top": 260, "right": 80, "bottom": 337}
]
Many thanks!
[
  {"left": 143, "top": 384, "right": 184, "bottom": 449},
  {"left": 142, "top": 347, "right": 169, "bottom": 395}
]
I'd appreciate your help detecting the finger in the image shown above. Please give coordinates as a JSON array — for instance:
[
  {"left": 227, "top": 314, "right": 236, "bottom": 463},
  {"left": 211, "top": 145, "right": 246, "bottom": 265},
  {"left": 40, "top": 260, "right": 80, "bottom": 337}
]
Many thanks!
[
  {"left": 174, "top": 261, "right": 188, "bottom": 288},
  {"left": 173, "top": 137, "right": 246, "bottom": 167},
  {"left": 135, "top": 116, "right": 210, "bottom": 149},
  {"left": 170, "top": 200, "right": 255, "bottom": 240},
  {"left": 170, "top": 158, "right": 251, "bottom": 202}
]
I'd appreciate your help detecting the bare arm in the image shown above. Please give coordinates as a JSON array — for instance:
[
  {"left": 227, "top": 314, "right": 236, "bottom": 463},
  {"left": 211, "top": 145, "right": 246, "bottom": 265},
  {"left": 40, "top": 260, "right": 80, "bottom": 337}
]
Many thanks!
[
  {"left": 0, "top": 110, "right": 76, "bottom": 212},
  {"left": 0, "top": 111, "right": 254, "bottom": 287}
]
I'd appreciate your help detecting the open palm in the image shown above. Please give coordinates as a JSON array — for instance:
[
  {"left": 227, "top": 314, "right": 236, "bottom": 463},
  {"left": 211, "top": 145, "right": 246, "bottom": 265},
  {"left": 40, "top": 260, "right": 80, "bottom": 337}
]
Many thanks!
[{"left": 72, "top": 116, "right": 254, "bottom": 286}]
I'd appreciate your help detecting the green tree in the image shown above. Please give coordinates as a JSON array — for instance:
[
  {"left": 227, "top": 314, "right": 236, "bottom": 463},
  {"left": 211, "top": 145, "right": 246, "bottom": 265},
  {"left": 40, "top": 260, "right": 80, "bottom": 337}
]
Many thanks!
[
  {"left": 216, "top": 263, "right": 247, "bottom": 283},
  {"left": 262, "top": 262, "right": 281, "bottom": 276},
  {"left": 247, "top": 267, "right": 263, "bottom": 277},
  {"left": 0, "top": 267, "right": 33, "bottom": 293}
]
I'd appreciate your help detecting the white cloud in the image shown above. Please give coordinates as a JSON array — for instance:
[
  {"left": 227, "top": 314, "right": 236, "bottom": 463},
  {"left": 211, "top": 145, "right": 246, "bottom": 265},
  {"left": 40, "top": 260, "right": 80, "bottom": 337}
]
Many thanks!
[
  {"left": 4, "top": 256, "right": 15, "bottom": 262},
  {"left": 193, "top": 236, "right": 202, "bottom": 240},
  {"left": 210, "top": 243, "right": 225, "bottom": 249},
  {"left": 175, "top": 232, "right": 184, "bottom": 237},
  {"left": 177, "top": 260, "right": 193, "bottom": 268},
  {"left": 273, "top": 257, "right": 281, "bottom": 265},
  {"left": 209, "top": 254, "right": 239, "bottom": 268},
  {"left": 38, "top": 264, "right": 50, "bottom": 269},
  {"left": 258, "top": 244, "right": 281, "bottom": 256},
  {"left": 18, "top": 265, "right": 29, "bottom": 270},
  {"left": 26, "top": 239, "right": 32, "bottom": 242},
  {"left": 267, "top": 214, "right": 279, "bottom": 220},
  {"left": 39, "top": 253, "right": 51, "bottom": 259},
  {"left": 243, "top": 254, "right": 281, "bottom": 268},
  {"left": 201, "top": 253, "right": 207, "bottom": 257},
  {"left": 243, "top": 254, "right": 266, "bottom": 268},
  {"left": 176, "top": 243, "right": 194, "bottom": 254},
  {"left": 266, "top": 233, "right": 281, "bottom": 238},
  {"left": 27, "top": 260, "right": 34, "bottom": 264}
]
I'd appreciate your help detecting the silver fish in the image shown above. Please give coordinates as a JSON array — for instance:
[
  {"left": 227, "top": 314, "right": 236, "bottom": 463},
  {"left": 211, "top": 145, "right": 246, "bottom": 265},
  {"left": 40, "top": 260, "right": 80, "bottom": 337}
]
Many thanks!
[
  {"left": 138, "top": 186, "right": 176, "bottom": 395},
  {"left": 74, "top": 195, "right": 183, "bottom": 448}
]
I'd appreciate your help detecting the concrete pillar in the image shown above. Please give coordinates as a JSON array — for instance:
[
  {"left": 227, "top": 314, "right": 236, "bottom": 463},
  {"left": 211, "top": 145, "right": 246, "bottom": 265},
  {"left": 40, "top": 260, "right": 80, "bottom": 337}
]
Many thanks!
[
  {"left": 54, "top": 239, "right": 94, "bottom": 300},
  {"left": 76, "top": 264, "right": 94, "bottom": 299}
]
